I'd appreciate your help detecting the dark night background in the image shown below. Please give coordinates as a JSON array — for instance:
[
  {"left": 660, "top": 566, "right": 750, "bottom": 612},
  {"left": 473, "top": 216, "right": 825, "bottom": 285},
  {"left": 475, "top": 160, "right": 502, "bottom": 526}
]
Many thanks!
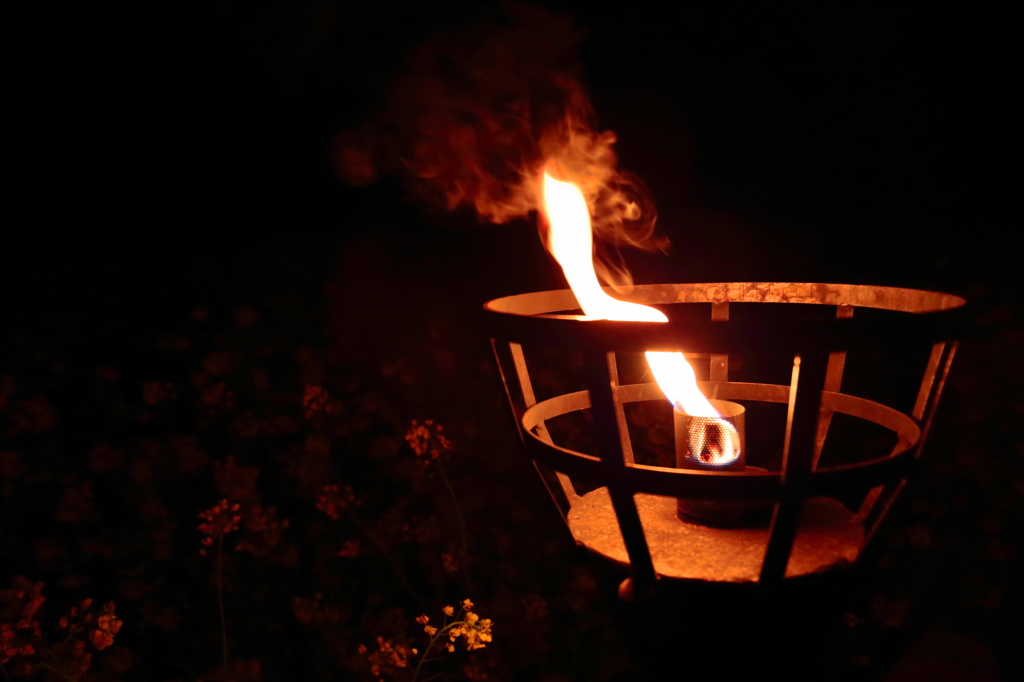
[{"left": 3, "top": 3, "right": 1021, "bottom": 681}]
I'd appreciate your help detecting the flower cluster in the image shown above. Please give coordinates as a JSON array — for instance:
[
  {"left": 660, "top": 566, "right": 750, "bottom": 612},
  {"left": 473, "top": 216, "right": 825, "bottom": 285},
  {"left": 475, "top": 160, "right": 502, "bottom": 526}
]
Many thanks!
[
  {"left": 57, "top": 598, "right": 123, "bottom": 651},
  {"left": 1, "top": 577, "right": 43, "bottom": 673},
  {"left": 316, "top": 484, "right": 357, "bottom": 520},
  {"left": 0, "top": 623, "right": 35, "bottom": 667},
  {"left": 302, "top": 385, "right": 329, "bottom": 418},
  {"left": 0, "top": 577, "right": 44, "bottom": 635},
  {"left": 0, "top": 632, "right": 31, "bottom": 662},
  {"left": 200, "top": 381, "right": 235, "bottom": 413},
  {"left": 1, "top": 579, "right": 122, "bottom": 679},
  {"left": 142, "top": 381, "right": 177, "bottom": 406},
  {"left": 359, "top": 636, "right": 417, "bottom": 678},
  {"left": 449, "top": 609, "right": 493, "bottom": 651},
  {"left": 91, "top": 601, "right": 123, "bottom": 649},
  {"left": 235, "top": 505, "right": 291, "bottom": 557},
  {"left": 405, "top": 419, "right": 453, "bottom": 461},
  {"left": 414, "top": 598, "right": 493, "bottom": 661},
  {"left": 198, "top": 499, "right": 241, "bottom": 555}
]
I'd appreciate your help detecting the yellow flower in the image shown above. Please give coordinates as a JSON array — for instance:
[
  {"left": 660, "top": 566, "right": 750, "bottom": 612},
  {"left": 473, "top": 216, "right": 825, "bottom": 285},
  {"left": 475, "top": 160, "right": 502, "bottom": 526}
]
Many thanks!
[
  {"left": 415, "top": 614, "right": 429, "bottom": 625},
  {"left": 443, "top": 605, "right": 455, "bottom": 616},
  {"left": 424, "top": 625, "right": 438, "bottom": 636},
  {"left": 461, "top": 598, "right": 474, "bottom": 611},
  {"left": 456, "top": 614, "right": 494, "bottom": 651},
  {"left": 445, "top": 642, "right": 455, "bottom": 653}
]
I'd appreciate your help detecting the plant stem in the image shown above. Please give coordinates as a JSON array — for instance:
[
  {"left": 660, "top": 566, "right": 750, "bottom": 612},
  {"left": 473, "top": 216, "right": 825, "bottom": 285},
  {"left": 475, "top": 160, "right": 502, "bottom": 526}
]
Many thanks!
[
  {"left": 344, "top": 507, "right": 425, "bottom": 611},
  {"left": 410, "top": 635, "right": 436, "bottom": 682},
  {"left": 38, "top": 661, "right": 76, "bottom": 682},
  {"left": 410, "top": 627, "right": 448, "bottom": 682},
  {"left": 436, "top": 456, "right": 469, "bottom": 585},
  {"left": 411, "top": 615, "right": 463, "bottom": 682},
  {"left": 217, "top": 533, "right": 229, "bottom": 682}
]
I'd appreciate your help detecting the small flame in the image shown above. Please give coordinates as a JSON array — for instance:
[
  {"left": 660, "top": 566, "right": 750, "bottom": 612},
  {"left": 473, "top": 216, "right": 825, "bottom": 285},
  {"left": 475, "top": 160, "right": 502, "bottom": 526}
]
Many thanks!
[{"left": 540, "top": 170, "right": 740, "bottom": 467}]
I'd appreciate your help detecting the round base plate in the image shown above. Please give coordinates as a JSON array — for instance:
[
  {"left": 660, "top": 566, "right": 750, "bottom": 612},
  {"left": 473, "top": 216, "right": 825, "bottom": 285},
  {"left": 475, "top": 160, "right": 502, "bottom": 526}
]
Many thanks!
[{"left": 567, "top": 489, "right": 864, "bottom": 583}]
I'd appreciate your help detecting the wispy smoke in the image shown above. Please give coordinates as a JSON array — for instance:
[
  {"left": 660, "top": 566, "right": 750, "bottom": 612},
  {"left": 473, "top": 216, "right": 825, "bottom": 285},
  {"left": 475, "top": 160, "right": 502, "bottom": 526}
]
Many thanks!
[{"left": 334, "top": 3, "right": 667, "bottom": 288}]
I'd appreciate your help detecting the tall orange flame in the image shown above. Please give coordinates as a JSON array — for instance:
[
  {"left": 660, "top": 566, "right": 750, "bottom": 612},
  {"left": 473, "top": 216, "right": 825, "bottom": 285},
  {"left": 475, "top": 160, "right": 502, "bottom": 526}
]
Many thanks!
[
  {"left": 540, "top": 169, "right": 740, "bottom": 466},
  {"left": 333, "top": 6, "right": 738, "bottom": 466}
]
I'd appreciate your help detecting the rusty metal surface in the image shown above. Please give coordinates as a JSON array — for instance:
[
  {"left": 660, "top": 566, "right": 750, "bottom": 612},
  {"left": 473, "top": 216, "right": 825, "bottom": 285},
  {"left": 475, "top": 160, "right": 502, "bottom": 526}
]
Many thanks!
[
  {"left": 913, "top": 342, "right": 947, "bottom": 420},
  {"left": 485, "top": 282, "right": 965, "bottom": 316},
  {"left": 568, "top": 490, "right": 863, "bottom": 583},
  {"left": 812, "top": 305, "right": 855, "bottom": 469},
  {"left": 483, "top": 283, "right": 967, "bottom": 354},
  {"left": 606, "top": 353, "right": 636, "bottom": 465},
  {"left": 710, "top": 301, "right": 730, "bottom": 382}
]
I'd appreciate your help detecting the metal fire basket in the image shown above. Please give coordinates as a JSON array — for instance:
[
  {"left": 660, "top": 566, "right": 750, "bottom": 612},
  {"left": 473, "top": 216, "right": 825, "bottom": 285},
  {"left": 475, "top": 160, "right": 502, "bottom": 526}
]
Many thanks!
[{"left": 485, "top": 282, "right": 965, "bottom": 596}]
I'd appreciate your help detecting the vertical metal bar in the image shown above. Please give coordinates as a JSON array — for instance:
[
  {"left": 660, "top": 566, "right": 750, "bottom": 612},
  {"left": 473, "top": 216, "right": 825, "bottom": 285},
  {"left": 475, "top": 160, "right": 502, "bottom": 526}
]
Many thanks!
[
  {"left": 785, "top": 352, "right": 832, "bottom": 479},
  {"left": 913, "top": 342, "right": 946, "bottom": 420},
  {"left": 584, "top": 348, "right": 657, "bottom": 595},
  {"left": 781, "top": 355, "right": 802, "bottom": 467},
  {"left": 509, "top": 342, "right": 538, "bottom": 407},
  {"left": 532, "top": 461, "right": 572, "bottom": 527},
  {"left": 491, "top": 339, "right": 524, "bottom": 443},
  {"left": 861, "top": 478, "right": 907, "bottom": 553},
  {"left": 760, "top": 351, "right": 830, "bottom": 584},
  {"left": 810, "top": 304, "right": 854, "bottom": 470},
  {"left": 914, "top": 342, "right": 957, "bottom": 460},
  {"left": 857, "top": 485, "right": 885, "bottom": 521},
  {"left": 583, "top": 350, "right": 635, "bottom": 467},
  {"left": 857, "top": 425, "right": 916, "bottom": 522},
  {"left": 509, "top": 342, "right": 553, "bottom": 444},
  {"left": 607, "top": 353, "right": 635, "bottom": 465},
  {"left": 506, "top": 341, "right": 578, "bottom": 506},
  {"left": 710, "top": 302, "right": 729, "bottom": 382},
  {"left": 862, "top": 341, "right": 957, "bottom": 556}
]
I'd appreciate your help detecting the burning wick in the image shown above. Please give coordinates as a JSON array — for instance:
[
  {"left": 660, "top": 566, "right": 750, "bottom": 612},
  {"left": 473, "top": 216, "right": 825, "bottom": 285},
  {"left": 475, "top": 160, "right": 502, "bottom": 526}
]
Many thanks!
[
  {"left": 540, "top": 171, "right": 741, "bottom": 468},
  {"left": 645, "top": 351, "right": 742, "bottom": 468},
  {"left": 692, "top": 421, "right": 733, "bottom": 464},
  {"left": 675, "top": 400, "right": 746, "bottom": 472}
]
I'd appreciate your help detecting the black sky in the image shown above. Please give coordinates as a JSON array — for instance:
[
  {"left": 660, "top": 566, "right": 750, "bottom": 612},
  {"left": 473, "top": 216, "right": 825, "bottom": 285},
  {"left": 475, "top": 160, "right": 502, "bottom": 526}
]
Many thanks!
[{"left": 7, "top": 3, "right": 1020, "bottom": 326}]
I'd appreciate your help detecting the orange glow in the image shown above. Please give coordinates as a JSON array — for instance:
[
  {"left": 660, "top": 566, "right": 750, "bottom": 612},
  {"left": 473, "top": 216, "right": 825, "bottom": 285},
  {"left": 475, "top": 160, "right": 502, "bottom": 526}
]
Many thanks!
[{"left": 540, "top": 169, "right": 740, "bottom": 466}]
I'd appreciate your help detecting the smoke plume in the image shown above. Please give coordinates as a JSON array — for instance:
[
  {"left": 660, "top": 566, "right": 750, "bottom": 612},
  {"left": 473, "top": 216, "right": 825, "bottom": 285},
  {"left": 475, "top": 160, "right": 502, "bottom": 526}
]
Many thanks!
[{"left": 334, "top": 3, "right": 667, "bottom": 289}]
